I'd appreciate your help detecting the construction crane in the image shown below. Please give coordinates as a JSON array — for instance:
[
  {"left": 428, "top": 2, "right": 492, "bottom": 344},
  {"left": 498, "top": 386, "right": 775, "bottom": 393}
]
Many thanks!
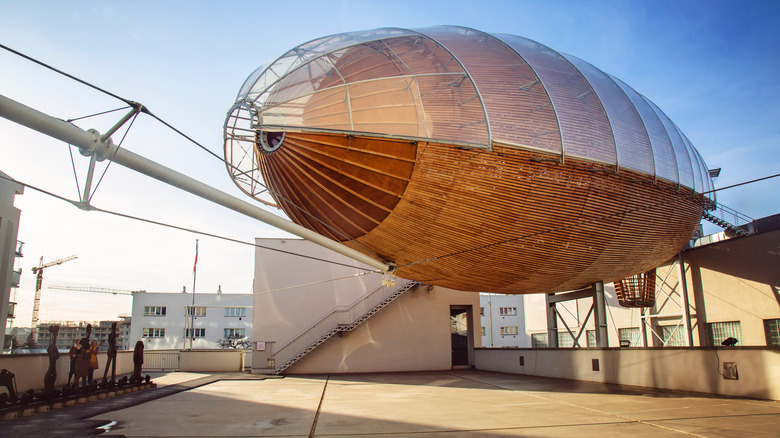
[
  {"left": 48, "top": 285, "right": 140, "bottom": 296},
  {"left": 30, "top": 255, "right": 77, "bottom": 329}
]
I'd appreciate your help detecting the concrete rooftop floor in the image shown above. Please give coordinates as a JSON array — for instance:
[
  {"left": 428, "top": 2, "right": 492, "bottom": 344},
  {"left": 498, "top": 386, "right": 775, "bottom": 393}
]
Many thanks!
[{"left": 2, "top": 370, "right": 779, "bottom": 437}]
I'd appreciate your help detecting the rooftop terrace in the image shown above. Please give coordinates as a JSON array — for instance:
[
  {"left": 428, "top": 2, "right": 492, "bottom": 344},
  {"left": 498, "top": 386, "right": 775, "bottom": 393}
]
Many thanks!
[{"left": 1, "top": 370, "right": 778, "bottom": 437}]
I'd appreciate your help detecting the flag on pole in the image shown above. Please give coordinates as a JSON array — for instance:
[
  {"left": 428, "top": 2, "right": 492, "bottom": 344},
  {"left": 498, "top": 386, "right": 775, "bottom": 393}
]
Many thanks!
[{"left": 193, "top": 240, "right": 199, "bottom": 273}]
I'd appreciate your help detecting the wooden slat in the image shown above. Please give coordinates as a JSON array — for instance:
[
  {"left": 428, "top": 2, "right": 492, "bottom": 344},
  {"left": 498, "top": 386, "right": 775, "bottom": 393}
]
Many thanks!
[
  {"left": 258, "top": 132, "right": 417, "bottom": 241},
  {"left": 257, "top": 131, "right": 704, "bottom": 294}
]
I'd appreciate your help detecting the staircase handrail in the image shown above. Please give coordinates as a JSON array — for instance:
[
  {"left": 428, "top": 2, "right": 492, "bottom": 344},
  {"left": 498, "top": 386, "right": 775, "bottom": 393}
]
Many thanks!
[
  {"left": 273, "top": 278, "right": 414, "bottom": 361},
  {"left": 708, "top": 201, "right": 754, "bottom": 229}
]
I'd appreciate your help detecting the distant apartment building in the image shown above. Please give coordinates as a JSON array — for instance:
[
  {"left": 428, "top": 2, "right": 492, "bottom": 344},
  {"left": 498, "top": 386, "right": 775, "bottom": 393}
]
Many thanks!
[
  {"left": 130, "top": 291, "right": 252, "bottom": 350},
  {"left": 118, "top": 315, "right": 131, "bottom": 350},
  {"left": 480, "top": 294, "right": 527, "bottom": 348},
  {"left": 36, "top": 320, "right": 128, "bottom": 350},
  {"left": 0, "top": 171, "right": 23, "bottom": 351}
]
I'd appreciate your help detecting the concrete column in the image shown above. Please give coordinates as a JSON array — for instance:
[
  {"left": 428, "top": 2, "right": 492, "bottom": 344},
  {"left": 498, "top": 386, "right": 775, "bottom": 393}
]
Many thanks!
[
  {"left": 677, "top": 252, "right": 694, "bottom": 347},
  {"left": 545, "top": 293, "right": 558, "bottom": 348},
  {"left": 593, "top": 282, "right": 609, "bottom": 347}
]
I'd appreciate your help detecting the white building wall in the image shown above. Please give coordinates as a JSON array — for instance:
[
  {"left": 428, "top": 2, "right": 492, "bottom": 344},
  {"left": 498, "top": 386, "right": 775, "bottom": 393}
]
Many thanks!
[
  {"left": 0, "top": 171, "right": 23, "bottom": 349},
  {"left": 253, "top": 239, "right": 380, "bottom": 349},
  {"left": 287, "top": 285, "right": 481, "bottom": 374},
  {"left": 480, "top": 294, "right": 529, "bottom": 348},
  {"left": 130, "top": 292, "right": 252, "bottom": 350},
  {"left": 253, "top": 238, "right": 481, "bottom": 373}
]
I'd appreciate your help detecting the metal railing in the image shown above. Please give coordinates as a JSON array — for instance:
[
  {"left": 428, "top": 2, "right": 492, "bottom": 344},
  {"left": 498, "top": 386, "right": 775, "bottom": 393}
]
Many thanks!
[
  {"left": 142, "top": 350, "right": 180, "bottom": 371},
  {"left": 703, "top": 201, "right": 755, "bottom": 236}
]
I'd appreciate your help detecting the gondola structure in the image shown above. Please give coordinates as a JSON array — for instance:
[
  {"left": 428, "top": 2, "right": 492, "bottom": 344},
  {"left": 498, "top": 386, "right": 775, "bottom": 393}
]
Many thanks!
[{"left": 224, "top": 26, "right": 714, "bottom": 294}]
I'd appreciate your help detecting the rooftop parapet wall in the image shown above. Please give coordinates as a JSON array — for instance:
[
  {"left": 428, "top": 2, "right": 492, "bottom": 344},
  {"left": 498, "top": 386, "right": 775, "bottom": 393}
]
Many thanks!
[
  {"left": 475, "top": 347, "right": 780, "bottom": 400},
  {"left": 0, "top": 351, "right": 134, "bottom": 393}
]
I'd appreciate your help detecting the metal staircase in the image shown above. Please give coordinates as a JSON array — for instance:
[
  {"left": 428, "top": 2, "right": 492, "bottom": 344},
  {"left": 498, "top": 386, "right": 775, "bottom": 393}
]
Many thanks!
[
  {"left": 271, "top": 280, "right": 419, "bottom": 374},
  {"left": 702, "top": 201, "right": 755, "bottom": 237}
]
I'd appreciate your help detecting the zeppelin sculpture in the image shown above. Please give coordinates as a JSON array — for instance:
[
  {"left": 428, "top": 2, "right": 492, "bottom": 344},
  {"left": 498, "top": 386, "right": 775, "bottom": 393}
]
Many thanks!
[{"left": 224, "top": 26, "right": 713, "bottom": 294}]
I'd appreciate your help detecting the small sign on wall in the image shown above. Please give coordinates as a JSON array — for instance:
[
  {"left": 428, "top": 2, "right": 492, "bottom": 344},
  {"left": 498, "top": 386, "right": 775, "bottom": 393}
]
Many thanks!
[{"left": 256, "top": 341, "right": 266, "bottom": 351}]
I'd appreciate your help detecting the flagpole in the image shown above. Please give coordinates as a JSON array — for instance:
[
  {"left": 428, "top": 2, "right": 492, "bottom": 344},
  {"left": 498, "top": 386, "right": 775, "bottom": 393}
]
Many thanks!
[{"left": 190, "top": 239, "right": 198, "bottom": 350}]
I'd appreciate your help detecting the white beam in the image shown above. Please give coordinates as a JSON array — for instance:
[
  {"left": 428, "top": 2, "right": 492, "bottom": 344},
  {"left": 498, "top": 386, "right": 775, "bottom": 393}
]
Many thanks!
[{"left": 0, "top": 94, "right": 393, "bottom": 273}]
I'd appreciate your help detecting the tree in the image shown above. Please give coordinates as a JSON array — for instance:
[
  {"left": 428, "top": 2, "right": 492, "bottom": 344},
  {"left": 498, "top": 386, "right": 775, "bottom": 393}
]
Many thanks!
[
  {"left": 24, "top": 331, "right": 38, "bottom": 349},
  {"left": 217, "top": 337, "right": 252, "bottom": 349}
]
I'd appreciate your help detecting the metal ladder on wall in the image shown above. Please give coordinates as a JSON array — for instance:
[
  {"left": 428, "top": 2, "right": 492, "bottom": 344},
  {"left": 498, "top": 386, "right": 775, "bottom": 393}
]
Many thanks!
[
  {"left": 272, "top": 280, "right": 419, "bottom": 374},
  {"left": 702, "top": 201, "right": 755, "bottom": 237}
]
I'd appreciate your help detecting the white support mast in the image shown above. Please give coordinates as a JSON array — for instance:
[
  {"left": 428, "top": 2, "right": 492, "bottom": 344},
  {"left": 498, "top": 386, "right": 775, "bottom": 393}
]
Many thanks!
[{"left": 0, "top": 94, "right": 393, "bottom": 273}]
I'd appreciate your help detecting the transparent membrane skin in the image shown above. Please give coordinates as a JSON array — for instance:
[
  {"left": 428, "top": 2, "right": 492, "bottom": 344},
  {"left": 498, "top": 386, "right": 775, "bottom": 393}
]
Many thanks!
[{"left": 227, "top": 26, "right": 714, "bottom": 204}]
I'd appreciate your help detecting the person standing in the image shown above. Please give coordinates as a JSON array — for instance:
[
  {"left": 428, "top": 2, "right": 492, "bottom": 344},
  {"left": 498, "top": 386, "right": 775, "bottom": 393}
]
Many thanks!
[
  {"left": 87, "top": 340, "right": 99, "bottom": 385},
  {"left": 67, "top": 339, "right": 80, "bottom": 386},
  {"left": 102, "top": 322, "right": 118, "bottom": 383}
]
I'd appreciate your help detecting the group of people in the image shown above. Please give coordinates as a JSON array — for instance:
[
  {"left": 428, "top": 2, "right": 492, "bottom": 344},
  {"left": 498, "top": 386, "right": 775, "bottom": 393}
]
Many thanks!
[{"left": 66, "top": 338, "right": 99, "bottom": 386}]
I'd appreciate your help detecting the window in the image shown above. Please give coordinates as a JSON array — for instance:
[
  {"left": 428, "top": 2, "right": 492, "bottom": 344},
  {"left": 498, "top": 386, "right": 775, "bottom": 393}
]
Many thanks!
[
  {"left": 224, "top": 328, "right": 246, "bottom": 338},
  {"left": 224, "top": 307, "right": 247, "bottom": 317},
  {"left": 765, "top": 319, "right": 780, "bottom": 346},
  {"left": 586, "top": 330, "right": 597, "bottom": 348},
  {"left": 705, "top": 321, "right": 742, "bottom": 346},
  {"left": 500, "top": 326, "right": 518, "bottom": 335},
  {"left": 557, "top": 332, "right": 574, "bottom": 348},
  {"left": 184, "top": 328, "right": 205, "bottom": 338},
  {"left": 144, "top": 306, "right": 166, "bottom": 316},
  {"left": 619, "top": 327, "right": 641, "bottom": 347},
  {"left": 143, "top": 328, "right": 165, "bottom": 338},
  {"left": 531, "top": 333, "right": 548, "bottom": 348},
  {"left": 661, "top": 325, "right": 686, "bottom": 346},
  {"left": 480, "top": 326, "right": 485, "bottom": 336},
  {"left": 187, "top": 306, "right": 206, "bottom": 316},
  {"left": 499, "top": 307, "right": 517, "bottom": 316}
]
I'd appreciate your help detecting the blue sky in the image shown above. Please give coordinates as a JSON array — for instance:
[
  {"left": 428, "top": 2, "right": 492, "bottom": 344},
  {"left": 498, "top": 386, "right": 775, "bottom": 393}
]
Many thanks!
[{"left": 1, "top": 1, "right": 779, "bottom": 324}]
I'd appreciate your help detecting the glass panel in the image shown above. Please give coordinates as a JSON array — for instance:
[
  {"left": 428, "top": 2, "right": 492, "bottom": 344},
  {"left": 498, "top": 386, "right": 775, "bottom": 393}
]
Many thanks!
[
  {"left": 245, "top": 31, "right": 489, "bottom": 147},
  {"left": 705, "top": 321, "right": 742, "bottom": 346},
  {"left": 264, "top": 58, "right": 340, "bottom": 107},
  {"left": 423, "top": 27, "right": 561, "bottom": 153},
  {"left": 610, "top": 75, "right": 678, "bottom": 184},
  {"left": 565, "top": 54, "right": 654, "bottom": 175},
  {"left": 260, "top": 86, "right": 351, "bottom": 130},
  {"left": 496, "top": 34, "right": 616, "bottom": 164},
  {"left": 586, "top": 330, "right": 597, "bottom": 348},
  {"left": 694, "top": 148, "right": 714, "bottom": 200},
  {"left": 237, "top": 28, "right": 418, "bottom": 103},
  {"left": 661, "top": 325, "right": 686, "bottom": 346},
  {"left": 236, "top": 64, "right": 268, "bottom": 102},
  {"left": 415, "top": 74, "right": 489, "bottom": 146},
  {"left": 348, "top": 77, "right": 427, "bottom": 137},
  {"left": 531, "top": 333, "right": 548, "bottom": 348},
  {"left": 682, "top": 132, "right": 713, "bottom": 197},
  {"left": 297, "top": 28, "right": 416, "bottom": 59},
  {"left": 619, "top": 327, "right": 641, "bottom": 347},
  {"left": 678, "top": 129, "right": 703, "bottom": 193},
  {"left": 387, "top": 34, "right": 465, "bottom": 75},
  {"left": 644, "top": 97, "right": 694, "bottom": 189},
  {"left": 328, "top": 42, "right": 412, "bottom": 84},
  {"left": 558, "top": 332, "right": 574, "bottom": 348},
  {"left": 765, "top": 319, "right": 780, "bottom": 346}
]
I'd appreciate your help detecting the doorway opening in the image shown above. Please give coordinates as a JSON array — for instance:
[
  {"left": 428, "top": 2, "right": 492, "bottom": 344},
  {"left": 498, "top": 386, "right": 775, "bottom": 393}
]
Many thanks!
[{"left": 450, "top": 306, "right": 473, "bottom": 369}]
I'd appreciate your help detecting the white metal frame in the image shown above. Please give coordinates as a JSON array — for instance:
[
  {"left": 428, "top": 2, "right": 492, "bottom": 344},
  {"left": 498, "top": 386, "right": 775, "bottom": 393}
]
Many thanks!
[{"left": 0, "top": 94, "right": 393, "bottom": 273}]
